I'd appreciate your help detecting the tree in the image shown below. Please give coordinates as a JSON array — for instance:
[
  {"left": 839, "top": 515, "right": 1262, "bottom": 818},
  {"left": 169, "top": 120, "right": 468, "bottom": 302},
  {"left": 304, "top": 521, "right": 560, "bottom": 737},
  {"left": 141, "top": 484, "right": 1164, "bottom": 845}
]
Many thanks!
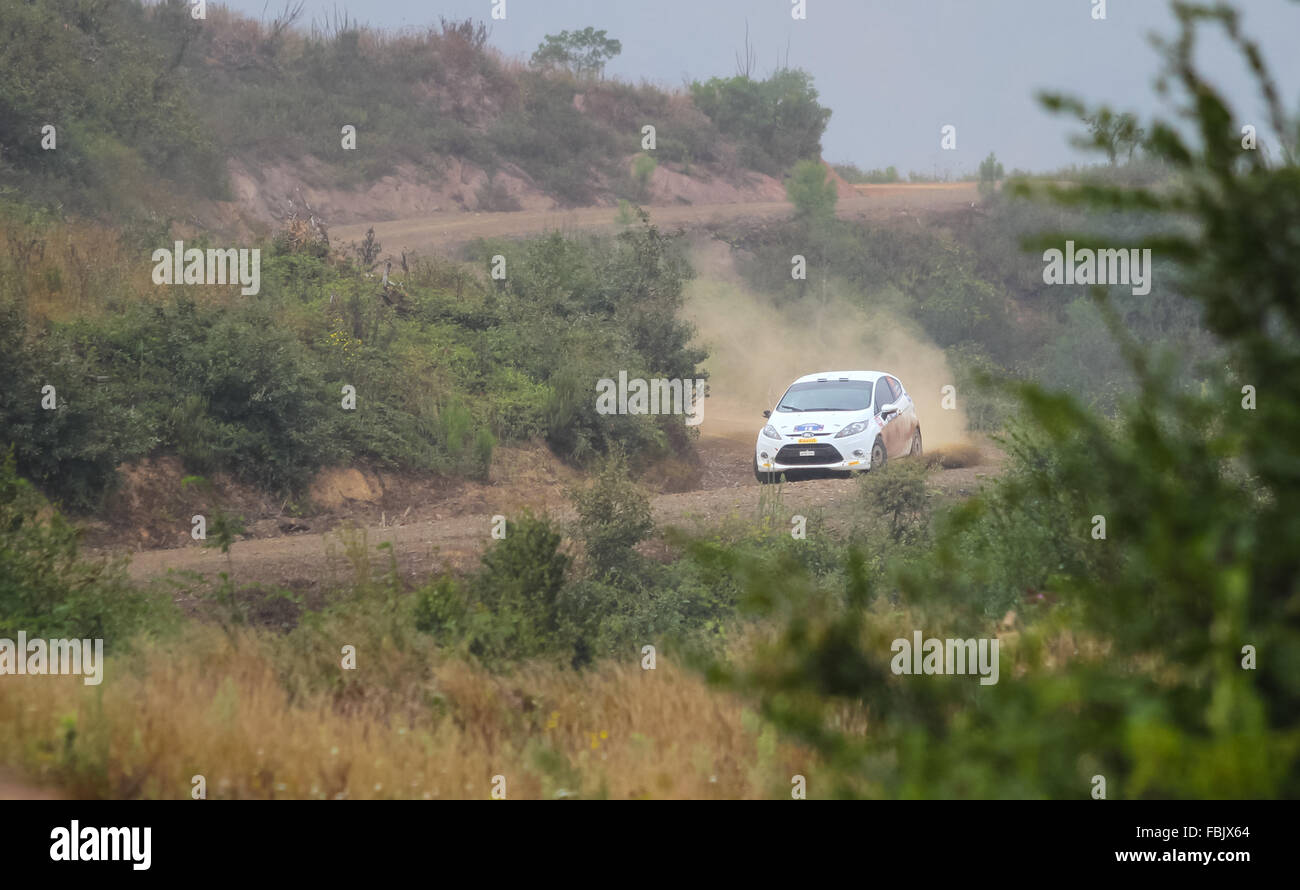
[
  {"left": 977, "top": 151, "right": 1004, "bottom": 196},
  {"left": 689, "top": 69, "right": 832, "bottom": 176},
  {"left": 1078, "top": 109, "right": 1146, "bottom": 165},
  {"left": 785, "top": 160, "right": 838, "bottom": 222},
  {"left": 531, "top": 27, "right": 622, "bottom": 79}
]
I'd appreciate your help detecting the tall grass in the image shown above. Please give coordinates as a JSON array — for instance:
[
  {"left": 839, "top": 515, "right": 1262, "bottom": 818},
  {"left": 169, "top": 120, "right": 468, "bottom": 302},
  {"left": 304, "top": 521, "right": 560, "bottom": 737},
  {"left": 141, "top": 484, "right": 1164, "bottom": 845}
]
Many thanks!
[{"left": 0, "top": 625, "right": 809, "bottom": 800}]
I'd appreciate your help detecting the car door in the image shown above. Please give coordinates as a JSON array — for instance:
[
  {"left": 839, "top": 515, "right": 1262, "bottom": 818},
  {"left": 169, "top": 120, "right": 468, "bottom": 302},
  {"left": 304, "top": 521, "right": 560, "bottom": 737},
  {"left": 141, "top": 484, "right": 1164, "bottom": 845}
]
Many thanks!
[
  {"left": 874, "top": 376, "right": 908, "bottom": 457},
  {"left": 886, "top": 376, "right": 916, "bottom": 455}
]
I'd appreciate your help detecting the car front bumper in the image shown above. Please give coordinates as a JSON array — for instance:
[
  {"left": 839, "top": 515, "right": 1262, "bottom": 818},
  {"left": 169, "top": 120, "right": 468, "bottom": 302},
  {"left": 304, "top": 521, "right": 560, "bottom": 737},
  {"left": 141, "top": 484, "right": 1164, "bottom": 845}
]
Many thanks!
[{"left": 754, "top": 434, "right": 873, "bottom": 473}]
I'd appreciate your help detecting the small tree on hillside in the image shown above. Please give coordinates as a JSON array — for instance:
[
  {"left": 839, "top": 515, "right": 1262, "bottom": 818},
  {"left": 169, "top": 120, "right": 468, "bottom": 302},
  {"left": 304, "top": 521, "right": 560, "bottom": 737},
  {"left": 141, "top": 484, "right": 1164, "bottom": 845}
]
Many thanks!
[
  {"left": 978, "top": 151, "right": 1004, "bottom": 196},
  {"left": 785, "top": 159, "right": 838, "bottom": 222},
  {"left": 531, "top": 27, "right": 622, "bottom": 79}
]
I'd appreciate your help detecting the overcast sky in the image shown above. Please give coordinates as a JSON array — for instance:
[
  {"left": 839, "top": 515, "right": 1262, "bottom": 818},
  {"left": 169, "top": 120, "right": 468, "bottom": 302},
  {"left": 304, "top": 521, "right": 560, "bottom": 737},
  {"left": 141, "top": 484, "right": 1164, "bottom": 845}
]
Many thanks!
[{"left": 220, "top": 0, "right": 1300, "bottom": 174}]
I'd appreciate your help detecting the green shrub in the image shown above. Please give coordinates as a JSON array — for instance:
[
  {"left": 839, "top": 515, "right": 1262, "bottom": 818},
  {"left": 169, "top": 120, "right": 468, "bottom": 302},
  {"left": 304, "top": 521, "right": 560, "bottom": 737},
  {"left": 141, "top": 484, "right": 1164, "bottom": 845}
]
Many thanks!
[
  {"left": 785, "top": 159, "right": 838, "bottom": 222},
  {"left": 568, "top": 450, "right": 653, "bottom": 580},
  {"left": 411, "top": 575, "right": 469, "bottom": 637},
  {"left": 977, "top": 152, "right": 1004, "bottom": 197},
  {"left": 0, "top": 303, "right": 155, "bottom": 511},
  {"left": 689, "top": 69, "right": 831, "bottom": 176},
  {"left": 0, "top": 451, "right": 176, "bottom": 644},
  {"left": 856, "top": 459, "right": 932, "bottom": 548},
  {"left": 472, "top": 428, "right": 496, "bottom": 481},
  {"left": 629, "top": 154, "right": 657, "bottom": 202},
  {"left": 414, "top": 512, "right": 572, "bottom": 663}
]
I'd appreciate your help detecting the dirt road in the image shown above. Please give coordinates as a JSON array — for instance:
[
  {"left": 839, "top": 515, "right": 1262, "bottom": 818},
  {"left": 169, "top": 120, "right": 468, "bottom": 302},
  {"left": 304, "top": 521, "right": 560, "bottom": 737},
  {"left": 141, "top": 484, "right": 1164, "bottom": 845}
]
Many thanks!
[
  {"left": 332, "top": 183, "right": 979, "bottom": 254},
  {"left": 124, "top": 434, "right": 1001, "bottom": 592}
]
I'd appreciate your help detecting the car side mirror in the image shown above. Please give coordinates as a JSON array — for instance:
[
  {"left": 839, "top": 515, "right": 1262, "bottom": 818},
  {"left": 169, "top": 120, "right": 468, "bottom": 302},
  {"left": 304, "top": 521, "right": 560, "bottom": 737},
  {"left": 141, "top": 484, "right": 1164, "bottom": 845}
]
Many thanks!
[
  {"left": 762, "top": 409, "right": 771, "bottom": 418},
  {"left": 879, "top": 401, "right": 897, "bottom": 416}
]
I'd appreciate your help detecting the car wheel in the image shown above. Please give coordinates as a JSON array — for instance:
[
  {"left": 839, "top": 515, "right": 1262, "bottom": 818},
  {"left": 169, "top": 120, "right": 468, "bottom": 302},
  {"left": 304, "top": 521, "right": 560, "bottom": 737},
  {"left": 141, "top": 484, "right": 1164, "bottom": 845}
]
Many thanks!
[
  {"left": 870, "top": 436, "right": 887, "bottom": 470},
  {"left": 754, "top": 457, "right": 777, "bottom": 484},
  {"left": 909, "top": 428, "right": 923, "bottom": 457}
]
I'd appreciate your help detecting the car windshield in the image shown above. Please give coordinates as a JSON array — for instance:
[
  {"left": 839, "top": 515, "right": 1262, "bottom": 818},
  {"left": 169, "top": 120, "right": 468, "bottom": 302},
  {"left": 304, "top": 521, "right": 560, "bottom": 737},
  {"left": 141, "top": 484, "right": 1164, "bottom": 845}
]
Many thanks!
[{"left": 776, "top": 380, "right": 874, "bottom": 412}]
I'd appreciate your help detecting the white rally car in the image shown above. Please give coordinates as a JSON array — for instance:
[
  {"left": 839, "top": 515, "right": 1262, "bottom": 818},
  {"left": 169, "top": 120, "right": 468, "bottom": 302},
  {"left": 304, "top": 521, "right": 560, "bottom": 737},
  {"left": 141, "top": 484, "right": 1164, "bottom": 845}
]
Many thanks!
[{"left": 754, "top": 370, "right": 922, "bottom": 483}]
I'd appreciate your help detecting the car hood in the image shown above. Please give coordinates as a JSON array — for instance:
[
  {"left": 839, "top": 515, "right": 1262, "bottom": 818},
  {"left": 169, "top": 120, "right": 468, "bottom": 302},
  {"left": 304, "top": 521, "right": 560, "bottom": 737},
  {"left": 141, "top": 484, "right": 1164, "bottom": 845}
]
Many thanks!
[{"left": 767, "top": 409, "right": 873, "bottom": 437}]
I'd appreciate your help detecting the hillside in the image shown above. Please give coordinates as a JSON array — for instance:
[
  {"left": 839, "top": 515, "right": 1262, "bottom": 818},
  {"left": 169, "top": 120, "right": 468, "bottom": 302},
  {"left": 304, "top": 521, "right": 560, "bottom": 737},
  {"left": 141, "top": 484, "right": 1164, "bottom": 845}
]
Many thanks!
[{"left": 0, "top": 1, "right": 847, "bottom": 236}]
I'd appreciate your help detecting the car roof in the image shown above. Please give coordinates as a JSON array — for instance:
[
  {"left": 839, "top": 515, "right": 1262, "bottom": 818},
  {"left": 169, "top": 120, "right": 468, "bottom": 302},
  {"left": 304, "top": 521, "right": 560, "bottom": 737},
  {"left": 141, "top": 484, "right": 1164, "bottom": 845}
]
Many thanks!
[{"left": 790, "top": 370, "right": 888, "bottom": 384}]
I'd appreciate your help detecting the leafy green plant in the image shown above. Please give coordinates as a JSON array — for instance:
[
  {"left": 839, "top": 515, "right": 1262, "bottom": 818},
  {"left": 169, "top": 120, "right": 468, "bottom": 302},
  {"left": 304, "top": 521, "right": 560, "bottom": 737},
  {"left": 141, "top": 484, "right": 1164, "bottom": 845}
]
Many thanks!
[
  {"left": 785, "top": 159, "right": 838, "bottom": 223},
  {"left": 856, "top": 459, "right": 932, "bottom": 547},
  {"left": 690, "top": 69, "right": 831, "bottom": 176},
  {"left": 568, "top": 449, "right": 653, "bottom": 580},
  {"left": 0, "top": 451, "right": 176, "bottom": 644},
  {"left": 530, "top": 27, "right": 623, "bottom": 79},
  {"left": 413, "top": 511, "right": 571, "bottom": 663},
  {"left": 629, "top": 154, "right": 657, "bottom": 202},
  {"left": 977, "top": 152, "right": 1004, "bottom": 197}
]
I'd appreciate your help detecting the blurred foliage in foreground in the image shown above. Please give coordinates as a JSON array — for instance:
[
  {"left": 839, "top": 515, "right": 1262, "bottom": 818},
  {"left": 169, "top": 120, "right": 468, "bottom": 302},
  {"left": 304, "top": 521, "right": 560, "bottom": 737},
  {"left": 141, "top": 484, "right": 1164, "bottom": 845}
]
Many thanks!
[{"left": 703, "top": 2, "right": 1300, "bottom": 798}]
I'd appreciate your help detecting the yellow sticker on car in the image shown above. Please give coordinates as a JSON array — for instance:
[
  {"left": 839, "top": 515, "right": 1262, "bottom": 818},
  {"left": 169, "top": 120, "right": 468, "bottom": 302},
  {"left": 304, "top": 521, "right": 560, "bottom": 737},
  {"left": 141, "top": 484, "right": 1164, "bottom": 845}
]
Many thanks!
[{"left": 797, "top": 437, "right": 817, "bottom": 443}]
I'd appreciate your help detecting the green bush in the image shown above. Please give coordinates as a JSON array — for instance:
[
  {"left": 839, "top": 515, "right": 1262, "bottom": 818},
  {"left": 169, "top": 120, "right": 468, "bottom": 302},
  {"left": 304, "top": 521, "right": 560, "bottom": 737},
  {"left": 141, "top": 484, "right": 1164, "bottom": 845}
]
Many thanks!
[
  {"left": 689, "top": 69, "right": 832, "bottom": 176},
  {"left": 0, "top": 303, "right": 155, "bottom": 511},
  {"left": 471, "top": 222, "right": 704, "bottom": 466},
  {"left": 628, "top": 154, "right": 657, "bottom": 202},
  {"left": 856, "top": 459, "right": 932, "bottom": 548},
  {"left": 568, "top": 450, "right": 653, "bottom": 580},
  {"left": 411, "top": 575, "right": 469, "bottom": 637},
  {"left": 977, "top": 152, "right": 1004, "bottom": 197},
  {"left": 483, "top": 367, "right": 551, "bottom": 441},
  {"left": 413, "top": 511, "right": 571, "bottom": 663},
  {"left": 785, "top": 159, "right": 838, "bottom": 222},
  {"left": 0, "top": 452, "right": 176, "bottom": 644}
]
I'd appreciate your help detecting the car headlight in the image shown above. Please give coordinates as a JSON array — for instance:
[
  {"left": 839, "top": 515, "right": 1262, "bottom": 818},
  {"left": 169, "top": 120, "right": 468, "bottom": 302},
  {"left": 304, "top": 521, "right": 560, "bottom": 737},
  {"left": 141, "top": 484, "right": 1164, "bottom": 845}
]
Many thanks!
[
  {"left": 761, "top": 424, "right": 782, "bottom": 440},
  {"left": 834, "top": 421, "right": 869, "bottom": 439}
]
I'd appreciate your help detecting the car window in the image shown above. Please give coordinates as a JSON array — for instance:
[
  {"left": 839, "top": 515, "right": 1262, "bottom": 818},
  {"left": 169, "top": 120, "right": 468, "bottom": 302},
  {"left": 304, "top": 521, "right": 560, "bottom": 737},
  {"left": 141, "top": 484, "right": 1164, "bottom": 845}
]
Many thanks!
[
  {"left": 776, "top": 380, "right": 873, "bottom": 412},
  {"left": 887, "top": 377, "right": 904, "bottom": 401},
  {"left": 873, "top": 377, "right": 893, "bottom": 412}
]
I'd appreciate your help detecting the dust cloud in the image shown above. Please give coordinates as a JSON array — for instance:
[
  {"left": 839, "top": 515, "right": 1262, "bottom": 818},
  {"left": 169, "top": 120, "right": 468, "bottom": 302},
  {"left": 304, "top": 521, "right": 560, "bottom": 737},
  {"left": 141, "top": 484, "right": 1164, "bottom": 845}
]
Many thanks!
[{"left": 683, "top": 240, "right": 970, "bottom": 449}]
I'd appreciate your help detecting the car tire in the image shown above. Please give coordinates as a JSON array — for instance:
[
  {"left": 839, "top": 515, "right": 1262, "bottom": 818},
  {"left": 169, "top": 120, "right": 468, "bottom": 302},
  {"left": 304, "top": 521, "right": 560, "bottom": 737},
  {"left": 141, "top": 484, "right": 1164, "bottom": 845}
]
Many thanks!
[
  {"left": 909, "top": 428, "right": 923, "bottom": 457},
  {"left": 754, "top": 457, "right": 778, "bottom": 484},
  {"left": 870, "top": 436, "right": 887, "bottom": 470}
]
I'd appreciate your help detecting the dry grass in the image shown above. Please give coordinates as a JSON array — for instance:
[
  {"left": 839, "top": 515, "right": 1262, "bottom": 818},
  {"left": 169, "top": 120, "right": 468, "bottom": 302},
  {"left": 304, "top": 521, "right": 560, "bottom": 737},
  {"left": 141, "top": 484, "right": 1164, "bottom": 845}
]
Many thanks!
[
  {"left": 0, "top": 627, "right": 812, "bottom": 800},
  {"left": 2, "top": 217, "right": 128, "bottom": 322},
  {"left": 0, "top": 216, "right": 248, "bottom": 325}
]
